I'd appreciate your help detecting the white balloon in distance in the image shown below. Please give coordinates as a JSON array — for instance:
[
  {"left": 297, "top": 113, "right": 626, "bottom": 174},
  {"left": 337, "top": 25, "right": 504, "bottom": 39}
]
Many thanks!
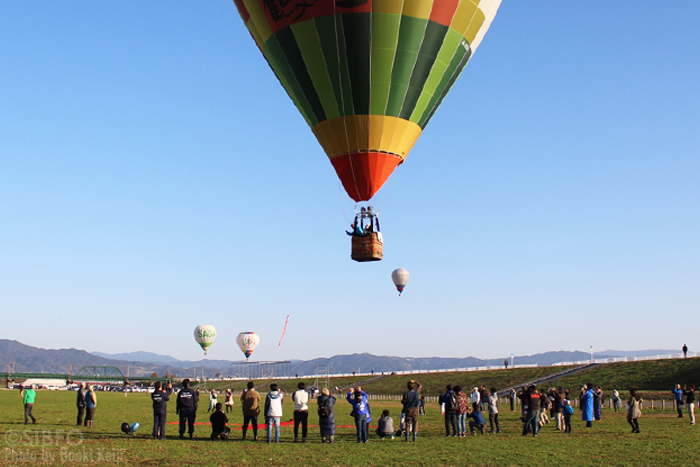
[
  {"left": 391, "top": 268, "right": 410, "bottom": 296},
  {"left": 194, "top": 325, "right": 217, "bottom": 355},
  {"left": 236, "top": 332, "right": 260, "bottom": 361}
]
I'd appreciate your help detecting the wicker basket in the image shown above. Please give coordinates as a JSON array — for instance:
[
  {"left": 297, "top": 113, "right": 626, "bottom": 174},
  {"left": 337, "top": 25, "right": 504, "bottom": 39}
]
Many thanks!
[{"left": 351, "top": 233, "right": 383, "bottom": 262}]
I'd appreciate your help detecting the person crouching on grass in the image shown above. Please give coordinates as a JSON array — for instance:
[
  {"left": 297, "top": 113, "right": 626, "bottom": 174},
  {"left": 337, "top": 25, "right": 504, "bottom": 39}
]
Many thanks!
[
  {"left": 466, "top": 405, "right": 486, "bottom": 435},
  {"left": 210, "top": 403, "right": 230, "bottom": 440},
  {"left": 376, "top": 410, "right": 395, "bottom": 439}
]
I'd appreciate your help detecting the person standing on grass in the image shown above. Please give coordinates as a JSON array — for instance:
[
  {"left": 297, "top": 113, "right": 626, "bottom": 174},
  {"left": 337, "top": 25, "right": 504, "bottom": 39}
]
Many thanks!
[
  {"left": 22, "top": 384, "right": 37, "bottom": 425},
  {"left": 563, "top": 399, "right": 573, "bottom": 433},
  {"left": 208, "top": 389, "right": 218, "bottom": 413},
  {"left": 488, "top": 388, "right": 501, "bottom": 433},
  {"left": 76, "top": 382, "right": 86, "bottom": 426},
  {"left": 210, "top": 403, "right": 230, "bottom": 440},
  {"left": 151, "top": 380, "right": 173, "bottom": 440},
  {"left": 419, "top": 395, "right": 426, "bottom": 415},
  {"left": 224, "top": 389, "right": 234, "bottom": 414},
  {"left": 453, "top": 385, "right": 468, "bottom": 437},
  {"left": 317, "top": 388, "right": 336, "bottom": 444},
  {"left": 176, "top": 379, "right": 198, "bottom": 439},
  {"left": 682, "top": 344, "right": 688, "bottom": 358},
  {"left": 683, "top": 384, "right": 695, "bottom": 425},
  {"left": 626, "top": 389, "right": 642, "bottom": 433},
  {"left": 292, "top": 382, "right": 310, "bottom": 443},
  {"left": 510, "top": 388, "right": 517, "bottom": 411},
  {"left": 241, "top": 381, "right": 261, "bottom": 441},
  {"left": 84, "top": 385, "right": 97, "bottom": 428},
  {"left": 470, "top": 387, "right": 481, "bottom": 411},
  {"left": 611, "top": 389, "right": 621, "bottom": 412},
  {"left": 593, "top": 386, "right": 603, "bottom": 421},
  {"left": 347, "top": 387, "right": 370, "bottom": 443},
  {"left": 672, "top": 384, "right": 684, "bottom": 418},
  {"left": 401, "top": 380, "right": 422, "bottom": 441},
  {"left": 442, "top": 385, "right": 458, "bottom": 437},
  {"left": 581, "top": 383, "right": 594, "bottom": 428},
  {"left": 522, "top": 385, "right": 540, "bottom": 437},
  {"left": 265, "top": 383, "right": 284, "bottom": 443},
  {"left": 549, "top": 388, "right": 563, "bottom": 430}
]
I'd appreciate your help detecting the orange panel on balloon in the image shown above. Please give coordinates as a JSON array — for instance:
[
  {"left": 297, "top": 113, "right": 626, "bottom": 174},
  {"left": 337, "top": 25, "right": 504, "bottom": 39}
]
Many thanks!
[{"left": 330, "top": 152, "right": 402, "bottom": 202}]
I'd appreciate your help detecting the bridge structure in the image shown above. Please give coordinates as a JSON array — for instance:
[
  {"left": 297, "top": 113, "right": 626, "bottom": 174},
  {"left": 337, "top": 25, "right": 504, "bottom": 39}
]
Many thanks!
[{"left": 4, "top": 366, "right": 171, "bottom": 384}]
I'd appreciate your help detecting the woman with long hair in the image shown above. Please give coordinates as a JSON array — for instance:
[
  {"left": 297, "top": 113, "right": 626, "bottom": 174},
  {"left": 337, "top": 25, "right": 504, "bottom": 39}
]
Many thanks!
[
  {"left": 84, "top": 385, "right": 97, "bottom": 428},
  {"left": 626, "top": 389, "right": 642, "bottom": 433}
]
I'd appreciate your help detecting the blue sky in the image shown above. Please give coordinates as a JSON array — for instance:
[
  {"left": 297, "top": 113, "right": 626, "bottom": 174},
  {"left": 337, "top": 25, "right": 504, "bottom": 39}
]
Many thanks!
[{"left": 1, "top": 1, "right": 698, "bottom": 363}]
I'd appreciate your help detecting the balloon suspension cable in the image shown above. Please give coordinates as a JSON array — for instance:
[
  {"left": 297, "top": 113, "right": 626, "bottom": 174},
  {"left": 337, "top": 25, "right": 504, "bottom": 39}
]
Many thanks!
[
  {"left": 374, "top": 162, "right": 399, "bottom": 216},
  {"left": 338, "top": 181, "right": 353, "bottom": 224}
]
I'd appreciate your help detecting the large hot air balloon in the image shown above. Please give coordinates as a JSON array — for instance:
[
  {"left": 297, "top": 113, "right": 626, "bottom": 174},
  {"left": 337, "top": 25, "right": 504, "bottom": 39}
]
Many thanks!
[
  {"left": 194, "top": 325, "right": 217, "bottom": 355},
  {"left": 391, "top": 268, "right": 410, "bottom": 295},
  {"left": 233, "top": 0, "right": 501, "bottom": 203},
  {"left": 236, "top": 332, "right": 260, "bottom": 361}
]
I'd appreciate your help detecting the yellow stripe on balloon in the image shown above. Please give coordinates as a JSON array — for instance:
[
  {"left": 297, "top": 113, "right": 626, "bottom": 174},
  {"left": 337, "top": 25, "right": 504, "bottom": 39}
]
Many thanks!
[{"left": 312, "top": 115, "right": 422, "bottom": 160}]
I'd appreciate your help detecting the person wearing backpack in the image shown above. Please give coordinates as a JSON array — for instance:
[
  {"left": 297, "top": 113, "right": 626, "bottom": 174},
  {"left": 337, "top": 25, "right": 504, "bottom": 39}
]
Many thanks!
[
  {"left": 563, "top": 399, "right": 574, "bottom": 433},
  {"left": 317, "top": 388, "right": 336, "bottom": 443},
  {"left": 441, "top": 385, "right": 458, "bottom": 437},
  {"left": 401, "top": 380, "right": 422, "bottom": 441}
]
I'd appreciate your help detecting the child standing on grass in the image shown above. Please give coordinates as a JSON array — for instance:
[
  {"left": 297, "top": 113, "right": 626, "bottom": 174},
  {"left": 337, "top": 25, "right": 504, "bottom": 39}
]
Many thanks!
[{"left": 563, "top": 399, "right": 573, "bottom": 433}]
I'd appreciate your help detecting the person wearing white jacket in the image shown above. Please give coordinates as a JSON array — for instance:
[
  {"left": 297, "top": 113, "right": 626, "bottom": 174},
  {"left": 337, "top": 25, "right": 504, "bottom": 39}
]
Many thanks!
[
  {"left": 264, "top": 384, "right": 284, "bottom": 443},
  {"left": 293, "top": 382, "right": 310, "bottom": 442}
]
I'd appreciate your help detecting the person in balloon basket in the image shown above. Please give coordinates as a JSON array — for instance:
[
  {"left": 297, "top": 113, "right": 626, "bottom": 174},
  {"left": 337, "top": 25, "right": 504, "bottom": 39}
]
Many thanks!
[
  {"left": 176, "top": 379, "right": 198, "bottom": 439},
  {"left": 151, "top": 380, "right": 173, "bottom": 440},
  {"left": 241, "top": 381, "right": 261, "bottom": 440},
  {"left": 292, "top": 382, "right": 310, "bottom": 442},
  {"left": 265, "top": 383, "right": 284, "bottom": 443},
  {"left": 210, "top": 403, "right": 231, "bottom": 440},
  {"left": 347, "top": 387, "right": 371, "bottom": 443}
]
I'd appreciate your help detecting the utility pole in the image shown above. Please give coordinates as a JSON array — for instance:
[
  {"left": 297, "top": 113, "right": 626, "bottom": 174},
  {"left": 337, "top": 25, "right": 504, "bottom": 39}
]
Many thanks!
[{"left": 589, "top": 345, "right": 594, "bottom": 362}]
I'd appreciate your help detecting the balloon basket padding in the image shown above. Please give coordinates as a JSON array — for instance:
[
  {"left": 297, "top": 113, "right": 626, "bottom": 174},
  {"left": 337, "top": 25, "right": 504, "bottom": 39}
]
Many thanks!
[{"left": 351, "top": 233, "right": 383, "bottom": 262}]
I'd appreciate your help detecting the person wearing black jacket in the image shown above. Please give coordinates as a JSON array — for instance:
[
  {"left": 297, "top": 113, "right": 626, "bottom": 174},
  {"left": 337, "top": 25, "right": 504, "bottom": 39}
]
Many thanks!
[
  {"left": 177, "top": 379, "right": 198, "bottom": 439},
  {"left": 442, "top": 385, "right": 458, "bottom": 437},
  {"left": 151, "top": 381, "right": 173, "bottom": 440},
  {"left": 210, "top": 403, "right": 231, "bottom": 440},
  {"left": 76, "top": 382, "right": 86, "bottom": 426}
]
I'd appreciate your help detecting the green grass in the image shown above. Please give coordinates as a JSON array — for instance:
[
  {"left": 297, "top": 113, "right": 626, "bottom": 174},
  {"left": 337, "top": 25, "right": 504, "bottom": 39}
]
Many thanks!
[{"left": 2, "top": 389, "right": 698, "bottom": 466}]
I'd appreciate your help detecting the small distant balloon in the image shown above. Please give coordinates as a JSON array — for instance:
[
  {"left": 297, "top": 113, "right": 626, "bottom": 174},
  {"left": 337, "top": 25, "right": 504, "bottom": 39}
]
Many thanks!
[
  {"left": 236, "top": 332, "right": 260, "bottom": 361},
  {"left": 391, "top": 268, "right": 410, "bottom": 296},
  {"left": 194, "top": 325, "right": 217, "bottom": 355}
]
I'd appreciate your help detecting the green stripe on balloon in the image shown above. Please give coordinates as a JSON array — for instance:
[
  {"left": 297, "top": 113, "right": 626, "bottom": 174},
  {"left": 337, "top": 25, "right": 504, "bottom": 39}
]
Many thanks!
[
  {"left": 369, "top": 13, "right": 400, "bottom": 117},
  {"left": 400, "top": 20, "right": 449, "bottom": 121},
  {"left": 417, "top": 41, "right": 472, "bottom": 128},
  {"left": 341, "top": 13, "right": 371, "bottom": 116},
  {"left": 274, "top": 27, "right": 327, "bottom": 124},
  {"left": 263, "top": 37, "right": 316, "bottom": 127},
  {"left": 291, "top": 19, "right": 341, "bottom": 120},
  {"left": 386, "top": 15, "right": 426, "bottom": 118},
  {"left": 410, "top": 28, "right": 464, "bottom": 124}
]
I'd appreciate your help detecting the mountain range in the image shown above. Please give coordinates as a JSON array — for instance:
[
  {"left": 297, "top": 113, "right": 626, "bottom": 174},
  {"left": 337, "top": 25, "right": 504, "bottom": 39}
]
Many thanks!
[{"left": 0, "top": 340, "right": 677, "bottom": 378}]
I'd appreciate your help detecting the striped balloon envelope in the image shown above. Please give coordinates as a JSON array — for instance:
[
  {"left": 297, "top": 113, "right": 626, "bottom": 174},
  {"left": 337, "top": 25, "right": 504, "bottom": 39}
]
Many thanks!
[{"left": 233, "top": 0, "right": 502, "bottom": 202}]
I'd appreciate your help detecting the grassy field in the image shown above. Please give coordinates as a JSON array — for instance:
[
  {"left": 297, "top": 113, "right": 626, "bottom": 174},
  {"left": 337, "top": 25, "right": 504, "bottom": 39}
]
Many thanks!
[{"left": 1, "top": 389, "right": 697, "bottom": 466}]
